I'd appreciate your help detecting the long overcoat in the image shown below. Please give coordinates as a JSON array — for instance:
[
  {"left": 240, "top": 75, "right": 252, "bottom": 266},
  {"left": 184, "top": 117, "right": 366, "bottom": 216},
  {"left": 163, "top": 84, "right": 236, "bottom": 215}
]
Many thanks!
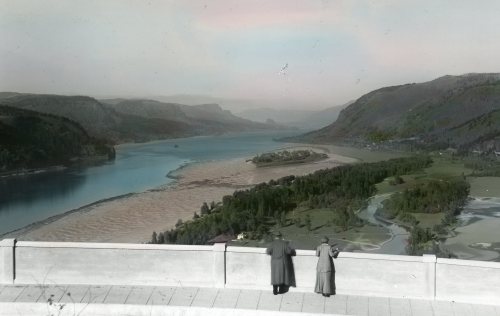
[
  {"left": 266, "top": 239, "right": 296, "bottom": 286},
  {"left": 314, "top": 243, "right": 338, "bottom": 295}
]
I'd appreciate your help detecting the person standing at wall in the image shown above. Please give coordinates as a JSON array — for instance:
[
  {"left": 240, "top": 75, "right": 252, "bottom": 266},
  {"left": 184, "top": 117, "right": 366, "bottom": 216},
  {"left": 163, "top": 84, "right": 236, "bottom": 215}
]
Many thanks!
[
  {"left": 266, "top": 231, "right": 296, "bottom": 295},
  {"left": 315, "top": 236, "right": 339, "bottom": 297}
]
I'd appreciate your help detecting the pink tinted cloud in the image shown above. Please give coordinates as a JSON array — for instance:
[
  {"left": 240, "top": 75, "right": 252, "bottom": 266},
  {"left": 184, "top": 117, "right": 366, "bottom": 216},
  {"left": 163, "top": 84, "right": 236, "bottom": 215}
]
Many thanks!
[{"left": 180, "top": 0, "right": 347, "bottom": 30}]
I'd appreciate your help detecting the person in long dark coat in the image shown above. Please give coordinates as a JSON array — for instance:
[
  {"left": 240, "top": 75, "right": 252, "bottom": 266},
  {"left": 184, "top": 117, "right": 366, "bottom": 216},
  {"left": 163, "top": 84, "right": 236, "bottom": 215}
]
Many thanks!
[
  {"left": 314, "top": 236, "right": 339, "bottom": 297},
  {"left": 266, "top": 232, "right": 296, "bottom": 295}
]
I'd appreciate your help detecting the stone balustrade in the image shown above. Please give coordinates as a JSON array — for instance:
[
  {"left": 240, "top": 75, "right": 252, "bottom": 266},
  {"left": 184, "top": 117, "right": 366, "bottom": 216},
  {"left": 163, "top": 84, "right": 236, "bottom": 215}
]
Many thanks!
[{"left": 1, "top": 239, "right": 498, "bottom": 305}]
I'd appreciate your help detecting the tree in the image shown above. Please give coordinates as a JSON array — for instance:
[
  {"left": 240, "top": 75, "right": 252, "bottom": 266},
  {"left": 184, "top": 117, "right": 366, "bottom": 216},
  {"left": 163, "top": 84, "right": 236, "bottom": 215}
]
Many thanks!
[
  {"left": 305, "top": 214, "right": 312, "bottom": 231},
  {"left": 151, "top": 231, "right": 158, "bottom": 244},
  {"left": 279, "top": 212, "right": 287, "bottom": 227},
  {"left": 294, "top": 217, "right": 302, "bottom": 228},
  {"left": 175, "top": 219, "right": 183, "bottom": 228},
  {"left": 193, "top": 212, "right": 200, "bottom": 219},
  {"left": 201, "top": 202, "right": 210, "bottom": 215},
  {"left": 158, "top": 232, "right": 165, "bottom": 244}
]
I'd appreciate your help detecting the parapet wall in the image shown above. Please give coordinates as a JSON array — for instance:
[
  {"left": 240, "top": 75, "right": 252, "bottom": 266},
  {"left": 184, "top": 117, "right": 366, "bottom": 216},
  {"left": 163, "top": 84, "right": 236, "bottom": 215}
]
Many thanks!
[{"left": 1, "top": 239, "right": 498, "bottom": 305}]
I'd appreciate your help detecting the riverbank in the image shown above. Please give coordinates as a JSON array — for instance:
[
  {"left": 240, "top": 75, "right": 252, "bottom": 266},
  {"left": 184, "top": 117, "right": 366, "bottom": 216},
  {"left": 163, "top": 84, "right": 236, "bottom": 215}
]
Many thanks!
[{"left": 4, "top": 144, "right": 358, "bottom": 243}]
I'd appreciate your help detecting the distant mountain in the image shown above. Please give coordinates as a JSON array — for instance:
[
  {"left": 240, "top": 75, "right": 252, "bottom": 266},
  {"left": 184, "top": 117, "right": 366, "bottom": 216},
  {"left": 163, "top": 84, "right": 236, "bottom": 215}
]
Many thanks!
[
  {"left": 237, "top": 102, "right": 350, "bottom": 130},
  {"left": 237, "top": 108, "right": 314, "bottom": 124},
  {"left": 0, "top": 105, "right": 114, "bottom": 173},
  {"left": 100, "top": 98, "right": 284, "bottom": 135},
  {"left": 0, "top": 93, "right": 282, "bottom": 144},
  {"left": 290, "top": 73, "right": 500, "bottom": 152}
]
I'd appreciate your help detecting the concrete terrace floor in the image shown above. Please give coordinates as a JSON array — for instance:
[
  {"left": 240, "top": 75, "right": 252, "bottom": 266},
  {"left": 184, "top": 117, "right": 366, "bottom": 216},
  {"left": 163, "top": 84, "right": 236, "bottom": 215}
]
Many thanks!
[{"left": 0, "top": 284, "right": 499, "bottom": 316}]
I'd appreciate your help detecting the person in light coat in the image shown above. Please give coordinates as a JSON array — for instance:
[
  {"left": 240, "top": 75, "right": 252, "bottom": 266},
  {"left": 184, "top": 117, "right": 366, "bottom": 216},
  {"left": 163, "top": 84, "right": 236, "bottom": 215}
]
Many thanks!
[
  {"left": 314, "top": 236, "right": 339, "bottom": 297},
  {"left": 266, "top": 231, "right": 296, "bottom": 295}
]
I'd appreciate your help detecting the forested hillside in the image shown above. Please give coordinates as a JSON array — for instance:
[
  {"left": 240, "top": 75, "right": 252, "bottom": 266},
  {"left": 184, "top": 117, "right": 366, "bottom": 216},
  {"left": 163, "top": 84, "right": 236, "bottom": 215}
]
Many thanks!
[
  {"left": 0, "top": 105, "right": 114, "bottom": 173},
  {"left": 291, "top": 73, "right": 500, "bottom": 153}
]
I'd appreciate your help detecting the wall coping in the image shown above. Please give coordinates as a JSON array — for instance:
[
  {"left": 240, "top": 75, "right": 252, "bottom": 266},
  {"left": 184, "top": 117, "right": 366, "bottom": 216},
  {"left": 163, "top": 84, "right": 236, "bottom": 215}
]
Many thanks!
[
  {"left": 15, "top": 241, "right": 213, "bottom": 252},
  {"left": 11, "top": 241, "right": 431, "bottom": 263},
  {"left": 0, "top": 239, "right": 15, "bottom": 247},
  {"left": 203, "top": 245, "right": 427, "bottom": 262},
  {"left": 437, "top": 258, "right": 500, "bottom": 269}
]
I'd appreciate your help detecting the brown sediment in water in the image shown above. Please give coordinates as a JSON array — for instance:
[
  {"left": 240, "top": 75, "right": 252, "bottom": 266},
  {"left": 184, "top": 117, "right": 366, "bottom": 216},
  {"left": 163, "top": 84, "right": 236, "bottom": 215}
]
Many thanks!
[{"left": 7, "top": 146, "right": 357, "bottom": 243}]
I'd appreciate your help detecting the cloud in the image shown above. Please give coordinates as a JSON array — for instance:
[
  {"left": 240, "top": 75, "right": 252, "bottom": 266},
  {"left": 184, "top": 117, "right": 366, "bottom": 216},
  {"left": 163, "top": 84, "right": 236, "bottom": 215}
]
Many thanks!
[{"left": 2, "top": 0, "right": 500, "bottom": 108}]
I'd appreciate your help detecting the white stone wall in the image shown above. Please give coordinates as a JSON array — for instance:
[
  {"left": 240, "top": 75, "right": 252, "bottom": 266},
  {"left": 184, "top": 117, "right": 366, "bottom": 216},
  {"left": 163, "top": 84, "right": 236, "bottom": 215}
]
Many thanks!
[
  {"left": 1, "top": 239, "right": 499, "bottom": 305},
  {"left": 14, "top": 241, "right": 215, "bottom": 287},
  {"left": 225, "top": 248, "right": 434, "bottom": 299},
  {"left": 436, "top": 258, "right": 500, "bottom": 305}
]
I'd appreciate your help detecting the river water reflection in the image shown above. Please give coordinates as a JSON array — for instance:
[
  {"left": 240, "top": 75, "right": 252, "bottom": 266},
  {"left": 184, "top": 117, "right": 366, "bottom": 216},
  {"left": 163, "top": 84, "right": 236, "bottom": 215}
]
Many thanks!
[{"left": 0, "top": 131, "right": 296, "bottom": 235}]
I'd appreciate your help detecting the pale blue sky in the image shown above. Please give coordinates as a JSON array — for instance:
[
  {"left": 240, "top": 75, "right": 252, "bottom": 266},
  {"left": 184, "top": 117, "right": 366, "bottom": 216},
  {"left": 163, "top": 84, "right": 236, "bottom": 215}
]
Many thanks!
[{"left": 1, "top": 0, "right": 500, "bottom": 110}]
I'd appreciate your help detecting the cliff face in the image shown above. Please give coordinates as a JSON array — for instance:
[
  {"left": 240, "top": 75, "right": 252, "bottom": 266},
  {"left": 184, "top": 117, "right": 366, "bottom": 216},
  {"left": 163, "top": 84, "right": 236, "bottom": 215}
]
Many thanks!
[
  {"left": 292, "top": 73, "right": 500, "bottom": 151},
  {"left": 0, "top": 105, "right": 114, "bottom": 172}
]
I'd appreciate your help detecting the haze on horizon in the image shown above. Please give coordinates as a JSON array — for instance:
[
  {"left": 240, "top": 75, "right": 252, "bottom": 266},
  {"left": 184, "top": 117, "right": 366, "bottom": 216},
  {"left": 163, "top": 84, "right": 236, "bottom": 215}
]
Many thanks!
[{"left": 2, "top": 0, "right": 500, "bottom": 111}]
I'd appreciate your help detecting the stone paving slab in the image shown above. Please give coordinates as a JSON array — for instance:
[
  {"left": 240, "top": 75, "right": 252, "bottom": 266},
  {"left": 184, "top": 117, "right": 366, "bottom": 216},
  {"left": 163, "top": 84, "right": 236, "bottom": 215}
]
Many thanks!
[
  {"left": 473, "top": 304, "right": 499, "bottom": 316},
  {"left": 0, "top": 285, "right": 25, "bottom": 302},
  {"left": 148, "top": 286, "right": 175, "bottom": 305},
  {"left": 37, "top": 284, "right": 68, "bottom": 303},
  {"left": 1, "top": 284, "right": 500, "bottom": 316},
  {"left": 82, "top": 285, "right": 111, "bottom": 304},
  {"left": 302, "top": 293, "right": 324, "bottom": 313},
  {"left": 169, "top": 287, "right": 198, "bottom": 306},
  {"left": 389, "top": 297, "right": 411, "bottom": 316},
  {"left": 125, "top": 286, "right": 154, "bottom": 305},
  {"left": 280, "top": 292, "right": 304, "bottom": 312},
  {"left": 257, "top": 291, "right": 282, "bottom": 311},
  {"left": 410, "top": 298, "right": 435, "bottom": 316},
  {"left": 59, "top": 285, "right": 89, "bottom": 304},
  {"left": 235, "top": 289, "right": 261, "bottom": 310},
  {"left": 433, "top": 300, "right": 454, "bottom": 316},
  {"left": 346, "top": 295, "right": 368, "bottom": 316},
  {"left": 15, "top": 285, "right": 44, "bottom": 302},
  {"left": 324, "top": 294, "right": 347, "bottom": 315},
  {"left": 191, "top": 287, "right": 218, "bottom": 307},
  {"left": 104, "top": 285, "right": 132, "bottom": 304},
  {"left": 368, "top": 297, "right": 390, "bottom": 316},
  {"left": 213, "top": 288, "right": 240, "bottom": 308}
]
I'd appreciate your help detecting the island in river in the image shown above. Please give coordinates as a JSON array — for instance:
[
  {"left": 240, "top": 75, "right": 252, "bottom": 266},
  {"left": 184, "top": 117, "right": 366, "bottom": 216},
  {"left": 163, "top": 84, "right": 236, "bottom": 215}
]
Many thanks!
[{"left": 4, "top": 137, "right": 499, "bottom": 262}]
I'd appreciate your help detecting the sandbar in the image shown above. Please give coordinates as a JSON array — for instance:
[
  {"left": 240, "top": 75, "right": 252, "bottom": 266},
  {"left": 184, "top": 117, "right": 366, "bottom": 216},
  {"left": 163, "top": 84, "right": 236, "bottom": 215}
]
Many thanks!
[{"left": 7, "top": 145, "right": 356, "bottom": 243}]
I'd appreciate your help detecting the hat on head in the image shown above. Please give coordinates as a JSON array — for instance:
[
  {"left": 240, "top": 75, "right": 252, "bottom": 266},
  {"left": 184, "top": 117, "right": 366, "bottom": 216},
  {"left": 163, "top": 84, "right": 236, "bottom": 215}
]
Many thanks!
[
  {"left": 321, "top": 236, "right": 329, "bottom": 244},
  {"left": 275, "top": 231, "right": 283, "bottom": 238}
]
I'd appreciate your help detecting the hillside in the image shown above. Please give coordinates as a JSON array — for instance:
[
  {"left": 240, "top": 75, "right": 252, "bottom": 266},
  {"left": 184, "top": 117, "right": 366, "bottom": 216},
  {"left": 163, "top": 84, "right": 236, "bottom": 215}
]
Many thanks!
[
  {"left": 100, "top": 99, "right": 280, "bottom": 135},
  {"left": 291, "top": 73, "right": 500, "bottom": 152},
  {"left": 0, "top": 105, "right": 115, "bottom": 173},
  {"left": 0, "top": 93, "right": 281, "bottom": 144}
]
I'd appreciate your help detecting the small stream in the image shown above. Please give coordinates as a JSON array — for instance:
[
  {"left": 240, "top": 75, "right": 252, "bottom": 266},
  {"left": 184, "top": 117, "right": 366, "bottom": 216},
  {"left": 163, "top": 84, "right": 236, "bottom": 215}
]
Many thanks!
[{"left": 357, "top": 194, "right": 409, "bottom": 255}]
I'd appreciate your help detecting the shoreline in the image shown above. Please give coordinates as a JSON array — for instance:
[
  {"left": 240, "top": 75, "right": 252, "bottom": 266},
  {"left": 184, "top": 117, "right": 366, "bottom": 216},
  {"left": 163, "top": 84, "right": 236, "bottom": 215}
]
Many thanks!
[{"left": 5, "top": 144, "right": 358, "bottom": 243}]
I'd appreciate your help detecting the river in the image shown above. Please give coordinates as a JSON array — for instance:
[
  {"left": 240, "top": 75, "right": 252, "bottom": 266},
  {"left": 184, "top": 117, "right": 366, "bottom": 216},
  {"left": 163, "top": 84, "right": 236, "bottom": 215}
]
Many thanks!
[
  {"left": 357, "top": 194, "right": 409, "bottom": 255},
  {"left": 0, "top": 131, "right": 297, "bottom": 235}
]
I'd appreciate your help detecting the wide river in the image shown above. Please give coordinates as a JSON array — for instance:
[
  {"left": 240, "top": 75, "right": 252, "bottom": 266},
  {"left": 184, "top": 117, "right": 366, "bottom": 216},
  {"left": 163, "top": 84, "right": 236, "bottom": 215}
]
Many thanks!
[{"left": 0, "top": 131, "right": 298, "bottom": 235}]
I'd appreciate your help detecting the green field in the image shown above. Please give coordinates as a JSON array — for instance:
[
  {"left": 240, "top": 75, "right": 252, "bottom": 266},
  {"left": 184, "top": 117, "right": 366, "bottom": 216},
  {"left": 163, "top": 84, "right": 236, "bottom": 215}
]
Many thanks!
[
  {"left": 230, "top": 207, "right": 390, "bottom": 250},
  {"left": 228, "top": 150, "right": 500, "bottom": 256},
  {"left": 469, "top": 177, "right": 500, "bottom": 197}
]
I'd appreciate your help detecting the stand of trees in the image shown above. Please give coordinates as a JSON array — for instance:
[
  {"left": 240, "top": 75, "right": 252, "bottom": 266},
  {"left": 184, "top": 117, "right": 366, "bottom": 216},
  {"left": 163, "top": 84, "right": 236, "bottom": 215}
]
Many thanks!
[
  {"left": 151, "top": 155, "right": 432, "bottom": 245},
  {"left": 251, "top": 150, "right": 328, "bottom": 167},
  {"left": 380, "top": 176, "right": 470, "bottom": 255}
]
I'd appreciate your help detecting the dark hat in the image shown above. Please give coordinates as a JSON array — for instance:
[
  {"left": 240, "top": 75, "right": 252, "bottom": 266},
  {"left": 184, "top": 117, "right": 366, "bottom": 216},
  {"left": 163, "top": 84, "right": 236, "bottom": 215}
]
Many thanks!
[
  {"left": 321, "top": 236, "right": 329, "bottom": 243},
  {"left": 274, "top": 231, "right": 283, "bottom": 238}
]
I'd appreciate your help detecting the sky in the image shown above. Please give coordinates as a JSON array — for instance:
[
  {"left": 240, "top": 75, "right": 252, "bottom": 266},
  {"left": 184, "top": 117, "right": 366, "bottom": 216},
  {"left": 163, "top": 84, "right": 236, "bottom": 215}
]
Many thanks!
[{"left": 2, "top": 0, "right": 500, "bottom": 110}]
